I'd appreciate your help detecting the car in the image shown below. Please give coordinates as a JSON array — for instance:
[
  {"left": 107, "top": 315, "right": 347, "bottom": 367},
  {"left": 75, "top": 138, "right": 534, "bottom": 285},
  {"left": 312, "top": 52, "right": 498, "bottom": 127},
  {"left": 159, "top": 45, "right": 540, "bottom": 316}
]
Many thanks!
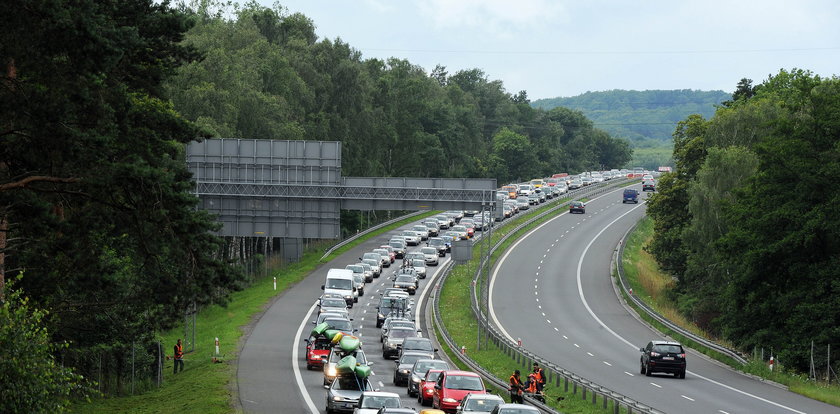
[
  {"left": 411, "top": 259, "right": 427, "bottom": 279},
  {"left": 488, "top": 403, "right": 540, "bottom": 414},
  {"left": 581, "top": 176, "right": 594, "bottom": 186},
  {"left": 408, "top": 359, "right": 450, "bottom": 397},
  {"left": 361, "top": 259, "right": 382, "bottom": 278},
  {"left": 374, "top": 248, "right": 395, "bottom": 266},
  {"left": 456, "top": 393, "right": 505, "bottom": 413},
  {"left": 418, "top": 369, "right": 445, "bottom": 406},
  {"left": 435, "top": 215, "right": 453, "bottom": 229},
  {"left": 321, "top": 317, "right": 356, "bottom": 337},
  {"left": 376, "top": 295, "right": 412, "bottom": 327},
  {"left": 640, "top": 340, "right": 686, "bottom": 378},
  {"left": 420, "top": 247, "right": 440, "bottom": 266},
  {"left": 503, "top": 200, "right": 518, "bottom": 214},
  {"left": 376, "top": 409, "right": 416, "bottom": 414},
  {"left": 412, "top": 225, "right": 431, "bottom": 240},
  {"left": 405, "top": 251, "right": 425, "bottom": 262},
  {"left": 451, "top": 225, "right": 469, "bottom": 240},
  {"left": 364, "top": 251, "right": 390, "bottom": 268},
  {"left": 642, "top": 174, "right": 654, "bottom": 181},
  {"left": 445, "top": 210, "right": 464, "bottom": 221},
  {"left": 568, "top": 179, "right": 582, "bottom": 189},
  {"left": 400, "top": 230, "right": 421, "bottom": 246},
  {"left": 400, "top": 337, "right": 435, "bottom": 359},
  {"left": 325, "top": 373, "right": 374, "bottom": 412},
  {"left": 642, "top": 180, "right": 655, "bottom": 191},
  {"left": 383, "top": 326, "right": 420, "bottom": 359},
  {"left": 529, "top": 179, "right": 544, "bottom": 188},
  {"left": 394, "top": 351, "right": 430, "bottom": 386},
  {"left": 319, "top": 296, "right": 349, "bottom": 315},
  {"left": 351, "top": 272, "right": 366, "bottom": 296},
  {"left": 460, "top": 222, "right": 475, "bottom": 238},
  {"left": 304, "top": 335, "right": 332, "bottom": 370},
  {"left": 427, "top": 238, "right": 448, "bottom": 257},
  {"left": 623, "top": 189, "right": 639, "bottom": 203},
  {"left": 517, "top": 184, "right": 533, "bottom": 196},
  {"left": 355, "top": 391, "right": 402, "bottom": 414},
  {"left": 424, "top": 221, "right": 440, "bottom": 236},
  {"left": 442, "top": 232, "right": 460, "bottom": 246},
  {"left": 432, "top": 370, "right": 487, "bottom": 412},
  {"left": 388, "top": 240, "right": 407, "bottom": 258},
  {"left": 569, "top": 201, "right": 585, "bottom": 214},
  {"left": 324, "top": 348, "right": 369, "bottom": 385},
  {"left": 381, "top": 317, "right": 417, "bottom": 342},
  {"left": 314, "top": 311, "right": 351, "bottom": 326},
  {"left": 515, "top": 198, "right": 529, "bottom": 210},
  {"left": 356, "top": 262, "right": 376, "bottom": 282},
  {"left": 393, "top": 274, "right": 418, "bottom": 295},
  {"left": 526, "top": 193, "right": 540, "bottom": 205}
]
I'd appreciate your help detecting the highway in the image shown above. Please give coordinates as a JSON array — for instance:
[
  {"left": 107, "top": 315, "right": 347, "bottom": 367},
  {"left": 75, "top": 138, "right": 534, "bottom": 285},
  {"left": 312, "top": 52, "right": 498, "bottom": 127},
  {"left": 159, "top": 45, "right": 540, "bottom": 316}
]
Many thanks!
[
  {"left": 237, "top": 218, "right": 458, "bottom": 413},
  {"left": 489, "top": 184, "right": 837, "bottom": 414}
]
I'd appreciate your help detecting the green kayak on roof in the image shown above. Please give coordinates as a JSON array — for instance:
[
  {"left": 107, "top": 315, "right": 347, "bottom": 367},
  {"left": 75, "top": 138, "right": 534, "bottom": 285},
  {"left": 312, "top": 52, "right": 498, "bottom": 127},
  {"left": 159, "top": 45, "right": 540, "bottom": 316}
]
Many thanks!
[
  {"left": 339, "top": 335, "right": 360, "bottom": 353},
  {"left": 336, "top": 355, "right": 357, "bottom": 374},
  {"left": 311, "top": 322, "right": 330, "bottom": 337},
  {"left": 354, "top": 364, "right": 371, "bottom": 378}
]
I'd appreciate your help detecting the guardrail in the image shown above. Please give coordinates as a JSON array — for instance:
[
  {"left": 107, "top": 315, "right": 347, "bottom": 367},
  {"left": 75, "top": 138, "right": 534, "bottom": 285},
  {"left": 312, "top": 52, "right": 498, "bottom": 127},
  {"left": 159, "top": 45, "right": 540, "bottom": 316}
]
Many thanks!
[
  {"left": 433, "top": 179, "right": 667, "bottom": 414},
  {"left": 614, "top": 222, "right": 749, "bottom": 365},
  {"left": 319, "top": 211, "right": 428, "bottom": 261}
]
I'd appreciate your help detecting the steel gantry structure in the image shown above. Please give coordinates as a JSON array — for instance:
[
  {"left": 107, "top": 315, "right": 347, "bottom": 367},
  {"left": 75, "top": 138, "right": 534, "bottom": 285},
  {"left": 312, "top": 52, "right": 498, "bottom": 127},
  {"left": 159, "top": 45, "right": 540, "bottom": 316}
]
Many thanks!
[{"left": 186, "top": 139, "right": 498, "bottom": 260}]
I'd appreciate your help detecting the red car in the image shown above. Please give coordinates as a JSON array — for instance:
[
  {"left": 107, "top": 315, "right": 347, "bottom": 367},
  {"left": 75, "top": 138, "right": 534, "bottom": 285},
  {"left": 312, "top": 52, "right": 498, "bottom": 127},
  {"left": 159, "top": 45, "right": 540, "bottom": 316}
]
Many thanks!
[
  {"left": 418, "top": 369, "right": 444, "bottom": 406},
  {"left": 432, "top": 370, "right": 487, "bottom": 413},
  {"left": 379, "top": 245, "right": 397, "bottom": 263},
  {"left": 304, "top": 336, "right": 331, "bottom": 370}
]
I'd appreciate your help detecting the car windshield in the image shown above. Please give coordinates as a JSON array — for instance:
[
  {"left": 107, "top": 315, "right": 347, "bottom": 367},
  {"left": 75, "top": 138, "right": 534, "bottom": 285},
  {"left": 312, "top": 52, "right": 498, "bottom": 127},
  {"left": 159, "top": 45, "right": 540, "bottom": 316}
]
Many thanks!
[
  {"left": 399, "top": 354, "right": 423, "bottom": 366},
  {"left": 421, "top": 247, "right": 437, "bottom": 255},
  {"left": 413, "top": 226, "right": 426, "bottom": 231},
  {"left": 404, "top": 339, "right": 433, "bottom": 351},
  {"left": 361, "top": 396, "right": 401, "bottom": 408},
  {"left": 654, "top": 344, "right": 683, "bottom": 354},
  {"left": 364, "top": 253, "right": 380, "bottom": 260},
  {"left": 412, "top": 260, "right": 425, "bottom": 267},
  {"left": 390, "top": 322, "right": 415, "bottom": 331},
  {"left": 396, "top": 276, "right": 414, "bottom": 283},
  {"left": 425, "top": 371, "right": 442, "bottom": 381},
  {"left": 444, "top": 375, "right": 483, "bottom": 391},
  {"left": 321, "top": 299, "right": 346, "bottom": 308},
  {"left": 464, "top": 399, "right": 502, "bottom": 411},
  {"left": 498, "top": 408, "right": 540, "bottom": 414},
  {"left": 330, "top": 350, "right": 367, "bottom": 364},
  {"left": 389, "top": 329, "right": 415, "bottom": 339},
  {"left": 333, "top": 377, "right": 372, "bottom": 391},
  {"left": 346, "top": 265, "right": 363, "bottom": 273},
  {"left": 389, "top": 242, "right": 403, "bottom": 249},
  {"left": 429, "top": 239, "right": 443, "bottom": 246},
  {"left": 415, "top": 361, "right": 448, "bottom": 374},
  {"left": 325, "top": 319, "right": 352, "bottom": 331},
  {"left": 326, "top": 279, "right": 352, "bottom": 290}
]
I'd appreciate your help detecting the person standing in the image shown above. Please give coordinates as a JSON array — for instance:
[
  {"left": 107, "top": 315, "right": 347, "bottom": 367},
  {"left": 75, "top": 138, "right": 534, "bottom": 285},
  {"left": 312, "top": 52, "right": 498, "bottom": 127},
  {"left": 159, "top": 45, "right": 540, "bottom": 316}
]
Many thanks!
[
  {"left": 532, "top": 362, "right": 546, "bottom": 392},
  {"left": 509, "top": 369, "right": 524, "bottom": 404},
  {"left": 173, "top": 339, "right": 184, "bottom": 374}
]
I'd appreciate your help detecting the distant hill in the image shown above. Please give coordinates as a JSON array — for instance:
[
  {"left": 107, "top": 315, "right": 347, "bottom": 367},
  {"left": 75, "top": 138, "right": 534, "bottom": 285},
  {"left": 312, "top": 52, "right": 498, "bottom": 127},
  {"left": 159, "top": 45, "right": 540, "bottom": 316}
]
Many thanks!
[{"left": 532, "top": 89, "right": 731, "bottom": 146}]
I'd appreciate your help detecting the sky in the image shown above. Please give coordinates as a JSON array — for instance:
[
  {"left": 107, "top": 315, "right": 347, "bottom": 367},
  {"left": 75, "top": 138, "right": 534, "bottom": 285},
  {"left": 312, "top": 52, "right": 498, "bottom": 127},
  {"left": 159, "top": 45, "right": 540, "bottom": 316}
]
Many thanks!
[{"left": 259, "top": 0, "right": 840, "bottom": 100}]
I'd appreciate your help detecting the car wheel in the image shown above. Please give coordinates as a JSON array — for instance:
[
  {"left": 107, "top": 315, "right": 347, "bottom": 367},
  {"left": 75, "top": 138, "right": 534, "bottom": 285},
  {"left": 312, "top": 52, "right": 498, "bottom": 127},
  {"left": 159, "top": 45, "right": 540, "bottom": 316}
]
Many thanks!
[
  {"left": 640, "top": 362, "right": 646, "bottom": 375},
  {"left": 679, "top": 370, "right": 686, "bottom": 379},
  {"left": 418, "top": 394, "right": 423, "bottom": 404},
  {"left": 353, "top": 297, "right": 358, "bottom": 303},
  {"left": 645, "top": 364, "right": 652, "bottom": 376}
]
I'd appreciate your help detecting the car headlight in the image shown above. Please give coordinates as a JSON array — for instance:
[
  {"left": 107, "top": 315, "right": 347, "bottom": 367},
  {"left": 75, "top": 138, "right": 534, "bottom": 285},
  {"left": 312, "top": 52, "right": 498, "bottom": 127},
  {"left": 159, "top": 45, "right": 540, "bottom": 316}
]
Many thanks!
[
  {"left": 411, "top": 376, "right": 421, "bottom": 383},
  {"left": 400, "top": 369, "right": 410, "bottom": 374},
  {"left": 443, "top": 397, "right": 458, "bottom": 403},
  {"left": 344, "top": 295, "right": 352, "bottom": 300},
  {"left": 332, "top": 395, "right": 345, "bottom": 402},
  {"left": 387, "top": 342, "right": 397, "bottom": 348},
  {"left": 425, "top": 388, "right": 434, "bottom": 395},
  {"left": 326, "top": 366, "right": 337, "bottom": 377},
  {"left": 377, "top": 313, "right": 384, "bottom": 319}
]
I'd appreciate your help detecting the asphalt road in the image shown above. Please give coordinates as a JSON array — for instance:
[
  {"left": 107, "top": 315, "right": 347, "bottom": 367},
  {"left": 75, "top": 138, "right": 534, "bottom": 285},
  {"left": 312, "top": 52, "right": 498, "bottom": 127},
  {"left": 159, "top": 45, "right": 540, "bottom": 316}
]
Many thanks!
[
  {"left": 489, "top": 184, "right": 837, "bottom": 414},
  {"left": 237, "top": 218, "right": 459, "bottom": 413}
]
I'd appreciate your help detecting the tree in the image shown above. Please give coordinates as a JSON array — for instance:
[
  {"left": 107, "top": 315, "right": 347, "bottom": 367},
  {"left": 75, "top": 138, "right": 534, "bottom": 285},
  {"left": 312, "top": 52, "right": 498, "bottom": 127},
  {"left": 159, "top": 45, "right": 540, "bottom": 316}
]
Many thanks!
[
  {"left": 1, "top": 0, "right": 243, "bottom": 364},
  {"left": 491, "top": 128, "right": 537, "bottom": 183},
  {"left": 0, "top": 276, "right": 91, "bottom": 413}
]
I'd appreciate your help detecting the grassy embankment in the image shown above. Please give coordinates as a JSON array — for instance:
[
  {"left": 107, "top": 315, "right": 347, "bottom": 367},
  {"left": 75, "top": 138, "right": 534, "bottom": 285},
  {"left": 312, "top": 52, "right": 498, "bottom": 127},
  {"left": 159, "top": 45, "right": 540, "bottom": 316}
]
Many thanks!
[
  {"left": 73, "top": 211, "right": 438, "bottom": 414},
  {"left": 620, "top": 217, "right": 840, "bottom": 407},
  {"left": 437, "top": 183, "right": 637, "bottom": 414}
]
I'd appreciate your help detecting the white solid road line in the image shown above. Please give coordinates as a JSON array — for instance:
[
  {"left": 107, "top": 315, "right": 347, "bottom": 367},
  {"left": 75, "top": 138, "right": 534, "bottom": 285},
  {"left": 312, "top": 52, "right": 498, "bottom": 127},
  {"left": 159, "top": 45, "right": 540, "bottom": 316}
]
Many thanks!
[
  {"left": 572, "top": 203, "right": 807, "bottom": 414},
  {"left": 291, "top": 301, "right": 321, "bottom": 414}
]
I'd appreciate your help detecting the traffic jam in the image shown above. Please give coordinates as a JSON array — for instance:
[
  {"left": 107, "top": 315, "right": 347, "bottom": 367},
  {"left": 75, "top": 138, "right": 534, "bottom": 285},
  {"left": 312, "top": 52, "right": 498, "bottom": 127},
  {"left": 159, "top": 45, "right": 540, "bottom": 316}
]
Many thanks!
[{"left": 300, "top": 170, "right": 638, "bottom": 413}]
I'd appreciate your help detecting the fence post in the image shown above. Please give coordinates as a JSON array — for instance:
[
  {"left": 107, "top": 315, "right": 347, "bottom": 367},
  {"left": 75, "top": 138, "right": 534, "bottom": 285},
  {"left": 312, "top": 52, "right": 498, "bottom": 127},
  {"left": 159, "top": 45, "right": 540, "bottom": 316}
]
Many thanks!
[
  {"left": 592, "top": 390, "right": 597, "bottom": 404},
  {"left": 564, "top": 377, "right": 568, "bottom": 392},
  {"left": 614, "top": 399, "right": 619, "bottom": 414},
  {"left": 131, "top": 341, "right": 135, "bottom": 395},
  {"left": 582, "top": 386, "right": 587, "bottom": 400},
  {"left": 573, "top": 382, "right": 577, "bottom": 395}
]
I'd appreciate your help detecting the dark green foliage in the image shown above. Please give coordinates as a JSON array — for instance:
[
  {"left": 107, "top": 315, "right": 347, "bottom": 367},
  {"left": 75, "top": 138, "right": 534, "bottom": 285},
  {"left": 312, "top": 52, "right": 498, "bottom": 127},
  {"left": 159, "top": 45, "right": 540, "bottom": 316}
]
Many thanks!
[
  {"left": 647, "top": 70, "right": 840, "bottom": 372},
  {"left": 1, "top": 0, "right": 243, "bottom": 395},
  {"left": 0, "top": 276, "right": 92, "bottom": 413},
  {"left": 164, "top": 3, "right": 631, "bottom": 180}
]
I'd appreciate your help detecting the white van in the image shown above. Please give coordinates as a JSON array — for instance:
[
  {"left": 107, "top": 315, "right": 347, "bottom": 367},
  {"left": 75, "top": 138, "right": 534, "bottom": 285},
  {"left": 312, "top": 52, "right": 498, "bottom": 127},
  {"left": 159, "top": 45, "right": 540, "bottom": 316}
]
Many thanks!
[{"left": 322, "top": 268, "right": 357, "bottom": 307}]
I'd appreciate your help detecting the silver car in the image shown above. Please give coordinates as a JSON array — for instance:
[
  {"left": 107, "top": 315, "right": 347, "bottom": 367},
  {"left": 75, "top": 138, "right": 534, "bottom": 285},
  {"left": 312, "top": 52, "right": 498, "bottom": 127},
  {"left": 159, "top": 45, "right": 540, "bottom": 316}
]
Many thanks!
[
  {"left": 363, "top": 252, "right": 389, "bottom": 268},
  {"left": 456, "top": 393, "right": 505, "bottom": 413},
  {"left": 411, "top": 259, "right": 427, "bottom": 279},
  {"left": 400, "top": 230, "right": 421, "bottom": 246},
  {"left": 355, "top": 391, "right": 401, "bottom": 414},
  {"left": 325, "top": 375, "right": 373, "bottom": 413},
  {"left": 361, "top": 259, "right": 381, "bottom": 278},
  {"left": 420, "top": 247, "right": 439, "bottom": 266},
  {"left": 411, "top": 225, "right": 430, "bottom": 240}
]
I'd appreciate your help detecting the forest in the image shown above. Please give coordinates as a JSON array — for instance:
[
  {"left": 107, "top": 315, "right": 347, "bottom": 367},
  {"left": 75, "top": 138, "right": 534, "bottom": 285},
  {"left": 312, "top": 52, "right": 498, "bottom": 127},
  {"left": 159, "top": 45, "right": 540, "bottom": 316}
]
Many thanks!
[
  {"left": 646, "top": 71, "right": 840, "bottom": 373},
  {"left": 0, "top": 1, "right": 632, "bottom": 410}
]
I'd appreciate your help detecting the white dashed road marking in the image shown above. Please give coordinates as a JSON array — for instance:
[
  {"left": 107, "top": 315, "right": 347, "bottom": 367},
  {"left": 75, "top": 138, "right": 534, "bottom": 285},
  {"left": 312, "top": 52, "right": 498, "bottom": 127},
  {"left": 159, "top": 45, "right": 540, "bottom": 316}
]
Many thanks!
[
  {"left": 682, "top": 395, "right": 695, "bottom": 402},
  {"left": 650, "top": 383, "right": 662, "bottom": 388},
  {"left": 603, "top": 361, "right": 612, "bottom": 366},
  {"left": 624, "top": 372, "right": 634, "bottom": 377}
]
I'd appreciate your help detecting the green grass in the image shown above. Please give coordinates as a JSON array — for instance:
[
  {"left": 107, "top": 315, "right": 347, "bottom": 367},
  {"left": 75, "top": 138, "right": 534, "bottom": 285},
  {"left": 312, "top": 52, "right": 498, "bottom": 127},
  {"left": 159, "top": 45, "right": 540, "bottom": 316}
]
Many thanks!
[
  {"left": 72, "top": 211, "right": 439, "bottom": 413},
  {"left": 437, "top": 185, "right": 636, "bottom": 414},
  {"left": 620, "top": 217, "right": 840, "bottom": 407}
]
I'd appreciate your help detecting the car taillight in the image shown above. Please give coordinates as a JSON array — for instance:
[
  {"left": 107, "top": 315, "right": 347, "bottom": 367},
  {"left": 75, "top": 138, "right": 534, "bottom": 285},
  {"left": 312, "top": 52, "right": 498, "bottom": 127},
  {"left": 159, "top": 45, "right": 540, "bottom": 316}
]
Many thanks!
[
  {"left": 679, "top": 353, "right": 686, "bottom": 358},
  {"left": 650, "top": 352, "right": 660, "bottom": 357}
]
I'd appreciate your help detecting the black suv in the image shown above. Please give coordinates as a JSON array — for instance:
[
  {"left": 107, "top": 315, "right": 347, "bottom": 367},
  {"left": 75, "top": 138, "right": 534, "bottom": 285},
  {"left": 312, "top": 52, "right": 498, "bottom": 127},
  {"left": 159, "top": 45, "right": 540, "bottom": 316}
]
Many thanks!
[{"left": 640, "top": 340, "right": 686, "bottom": 378}]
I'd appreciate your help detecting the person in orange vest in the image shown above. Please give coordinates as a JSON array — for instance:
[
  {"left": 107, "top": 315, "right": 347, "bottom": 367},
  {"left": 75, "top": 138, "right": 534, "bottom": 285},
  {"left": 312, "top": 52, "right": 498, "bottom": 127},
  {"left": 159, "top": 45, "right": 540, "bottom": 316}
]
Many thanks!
[
  {"left": 509, "top": 369, "right": 524, "bottom": 404},
  {"left": 532, "top": 362, "right": 546, "bottom": 392},
  {"left": 173, "top": 339, "right": 184, "bottom": 374},
  {"left": 526, "top": 373, "right": 538, "bottom": 394}
]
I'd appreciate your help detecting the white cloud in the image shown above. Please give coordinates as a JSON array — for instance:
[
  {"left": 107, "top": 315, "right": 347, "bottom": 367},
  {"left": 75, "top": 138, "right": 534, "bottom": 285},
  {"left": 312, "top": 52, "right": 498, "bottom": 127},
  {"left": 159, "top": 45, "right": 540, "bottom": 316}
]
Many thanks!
[{"left": 417, "top": 0, "right": 568, "bottom": 34}]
